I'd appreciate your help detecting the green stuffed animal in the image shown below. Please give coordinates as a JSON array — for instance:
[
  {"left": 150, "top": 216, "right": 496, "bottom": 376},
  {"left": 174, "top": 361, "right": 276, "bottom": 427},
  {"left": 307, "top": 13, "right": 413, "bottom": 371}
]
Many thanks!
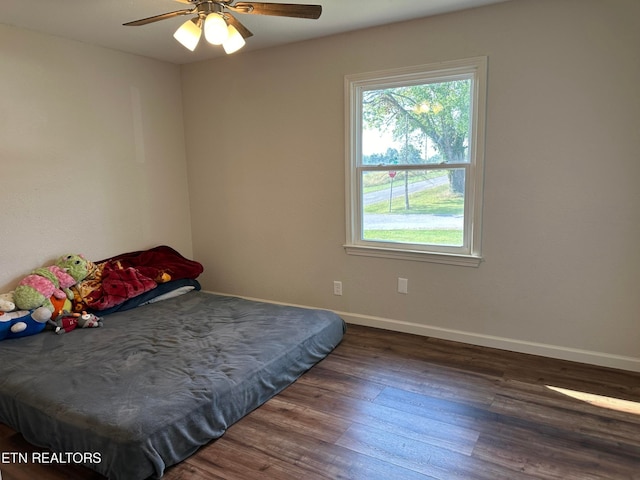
[
  {"left": 55, "top": 254, "right": 96, "bottom": 284},
  {"left": 13, "top": 267, "right": 72, "bottom": 311},
  {"left": 13, "top": 254, "right": 95, "bottom": 311}
]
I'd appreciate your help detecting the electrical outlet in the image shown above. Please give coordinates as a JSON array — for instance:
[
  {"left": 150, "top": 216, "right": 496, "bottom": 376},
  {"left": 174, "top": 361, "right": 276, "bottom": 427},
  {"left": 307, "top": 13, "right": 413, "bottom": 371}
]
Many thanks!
[
  {"left": 398, "top": 277, "right": 408, "bottom": 294},
  {"left": 333, "top": 281, "right": 343, "bottom": 296}
]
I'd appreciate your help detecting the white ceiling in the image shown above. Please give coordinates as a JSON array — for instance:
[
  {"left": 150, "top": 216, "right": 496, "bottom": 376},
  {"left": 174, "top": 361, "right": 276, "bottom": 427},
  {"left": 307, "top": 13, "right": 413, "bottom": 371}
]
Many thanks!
[{"left": 0, "top": 0, "right": 509, "bottom": 65}]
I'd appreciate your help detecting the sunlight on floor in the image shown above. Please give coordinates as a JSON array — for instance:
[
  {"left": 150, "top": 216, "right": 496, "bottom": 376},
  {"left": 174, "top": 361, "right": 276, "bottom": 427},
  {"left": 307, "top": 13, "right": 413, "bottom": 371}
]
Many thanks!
[{"left": 547, "top": 385, "right": 640, "bottom": 415}]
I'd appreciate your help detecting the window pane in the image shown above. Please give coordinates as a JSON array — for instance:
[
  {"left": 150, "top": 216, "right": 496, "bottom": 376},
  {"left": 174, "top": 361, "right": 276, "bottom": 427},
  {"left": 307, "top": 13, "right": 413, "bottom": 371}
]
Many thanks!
[
  {"left": 362, "top": 168, "right": 465, "bottom": 246},
  {"left": 346, "top": 57, "right": 486, "bottom": 262},
  {"left": 362, "top": 79, "right": 471, "bottom": 166}
]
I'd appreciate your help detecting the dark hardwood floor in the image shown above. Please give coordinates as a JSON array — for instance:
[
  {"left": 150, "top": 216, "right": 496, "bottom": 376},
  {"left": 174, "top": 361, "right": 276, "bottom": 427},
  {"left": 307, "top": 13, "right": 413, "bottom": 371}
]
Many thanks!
[{"left": 2, "top": 324, "right": 639, "bottom": 479}]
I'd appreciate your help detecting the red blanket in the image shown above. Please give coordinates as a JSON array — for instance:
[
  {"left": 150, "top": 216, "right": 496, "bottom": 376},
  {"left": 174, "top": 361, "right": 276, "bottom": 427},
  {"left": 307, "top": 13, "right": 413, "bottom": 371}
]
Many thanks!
[{"left": 72, "top": 246, "right": 203, "bottom": 311}]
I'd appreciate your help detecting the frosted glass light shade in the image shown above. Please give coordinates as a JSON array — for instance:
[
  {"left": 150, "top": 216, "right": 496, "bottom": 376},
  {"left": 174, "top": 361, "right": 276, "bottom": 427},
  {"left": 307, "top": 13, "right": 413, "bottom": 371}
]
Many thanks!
[
  {"left": 223, "top": 25, "right": 245, "bottom": 54},
  {"left": 173, "top": 19, "right": 201, "bottom": 51},
  {"left": 204, "top": 13, "right": 229, "bottom": 45}
]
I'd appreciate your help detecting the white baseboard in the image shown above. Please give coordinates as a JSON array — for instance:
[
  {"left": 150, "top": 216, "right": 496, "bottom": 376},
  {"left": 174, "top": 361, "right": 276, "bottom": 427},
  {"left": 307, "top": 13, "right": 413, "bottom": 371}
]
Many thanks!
[
  {"left": 340, "top": 311, "right": 640, "bottom": 373},
  {"left": 206, "top": 291, "right": 640, "bottom": 373}
]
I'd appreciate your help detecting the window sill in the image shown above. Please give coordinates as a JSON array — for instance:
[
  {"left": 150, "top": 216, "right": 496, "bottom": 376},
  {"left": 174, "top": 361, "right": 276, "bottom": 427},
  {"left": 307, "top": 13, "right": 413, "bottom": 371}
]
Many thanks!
[{"left": 344, "top": 244, "right": 482, "bottom": 267}]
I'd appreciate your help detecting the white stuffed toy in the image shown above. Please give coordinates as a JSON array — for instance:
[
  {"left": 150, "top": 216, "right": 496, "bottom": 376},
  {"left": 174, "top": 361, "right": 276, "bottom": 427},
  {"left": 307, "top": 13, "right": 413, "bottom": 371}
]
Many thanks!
[{"left": 0, "top": 291, "right": 16, "bottom": 312}]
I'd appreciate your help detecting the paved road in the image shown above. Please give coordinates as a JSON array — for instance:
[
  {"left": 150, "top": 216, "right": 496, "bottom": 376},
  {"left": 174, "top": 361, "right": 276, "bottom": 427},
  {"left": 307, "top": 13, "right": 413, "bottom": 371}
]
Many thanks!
[
  {"left": 363, "top": 213, "right": 463, "bottom": 230},
  {"left": 363, "top": 174, "right": 462, "bottom": 230}
]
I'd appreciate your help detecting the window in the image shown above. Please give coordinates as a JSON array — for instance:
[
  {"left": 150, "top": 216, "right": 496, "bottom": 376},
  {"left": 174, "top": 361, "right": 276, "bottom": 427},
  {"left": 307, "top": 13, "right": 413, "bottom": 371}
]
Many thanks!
[{"left": 344, "top": 57, "right": 487, "bottom": 266}]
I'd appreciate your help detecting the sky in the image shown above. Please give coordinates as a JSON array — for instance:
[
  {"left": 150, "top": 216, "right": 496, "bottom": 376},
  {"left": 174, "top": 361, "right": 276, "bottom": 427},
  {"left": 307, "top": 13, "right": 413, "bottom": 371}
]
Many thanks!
[
  {"left": 362, "top": 127, "right": 436, "bottom": 159},
  {"left": 362, "top": 127, "right": 398, "bottom": 156}
]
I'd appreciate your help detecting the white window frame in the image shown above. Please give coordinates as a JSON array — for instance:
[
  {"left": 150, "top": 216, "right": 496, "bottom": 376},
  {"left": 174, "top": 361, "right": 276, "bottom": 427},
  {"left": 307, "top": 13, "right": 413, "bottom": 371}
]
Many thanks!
[{"left": 344, "top": 57, "right": 487, "bottom": 267}]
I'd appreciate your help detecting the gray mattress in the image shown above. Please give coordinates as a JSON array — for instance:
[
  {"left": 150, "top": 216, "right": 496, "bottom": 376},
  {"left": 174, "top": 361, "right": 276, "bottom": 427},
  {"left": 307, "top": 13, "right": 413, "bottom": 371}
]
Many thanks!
[{"left": 0, "top": 291, "right": 346, "bottom": 479}]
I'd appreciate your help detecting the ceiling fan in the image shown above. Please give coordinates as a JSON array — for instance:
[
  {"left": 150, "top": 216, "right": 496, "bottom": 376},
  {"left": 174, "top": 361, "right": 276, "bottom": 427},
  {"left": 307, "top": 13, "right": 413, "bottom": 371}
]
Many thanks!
[{"left": 124, "top": 0, "right": 322, "bottom": 54}]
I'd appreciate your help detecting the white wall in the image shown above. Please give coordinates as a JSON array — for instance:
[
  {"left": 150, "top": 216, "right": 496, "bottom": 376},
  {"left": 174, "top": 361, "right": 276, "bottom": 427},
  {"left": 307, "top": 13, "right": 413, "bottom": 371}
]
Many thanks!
[
  {"left": 0, "top": 25, "right": 194, "bottom": 291},
  {"left": 182, "top": 0, "right": 640, "bottom": 370}
]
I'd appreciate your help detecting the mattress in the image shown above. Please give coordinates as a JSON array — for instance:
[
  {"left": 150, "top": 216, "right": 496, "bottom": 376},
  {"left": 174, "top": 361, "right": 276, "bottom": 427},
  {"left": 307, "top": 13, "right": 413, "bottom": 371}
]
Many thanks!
[{"left": 0, "top": 291, "right": 346, "bottom": 479}]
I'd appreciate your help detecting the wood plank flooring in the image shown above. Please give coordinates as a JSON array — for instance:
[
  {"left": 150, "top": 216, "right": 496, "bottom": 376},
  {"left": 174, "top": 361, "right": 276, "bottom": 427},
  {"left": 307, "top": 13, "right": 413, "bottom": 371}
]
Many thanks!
[{"left": 1, "top": 324, "right": 639, "bottom": 479}]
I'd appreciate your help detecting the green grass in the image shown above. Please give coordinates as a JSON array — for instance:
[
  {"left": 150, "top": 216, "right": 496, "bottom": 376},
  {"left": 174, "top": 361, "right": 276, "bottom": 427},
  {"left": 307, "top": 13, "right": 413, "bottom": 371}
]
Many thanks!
[
  {"left": 365, "top": 183, "right": 464, "bottom": 215},
  {"left": 363, "top": 178, "right": 465, "bottom": 246},
  {"left": 364, "top": 229, "right": 463, "bottom": 246}
]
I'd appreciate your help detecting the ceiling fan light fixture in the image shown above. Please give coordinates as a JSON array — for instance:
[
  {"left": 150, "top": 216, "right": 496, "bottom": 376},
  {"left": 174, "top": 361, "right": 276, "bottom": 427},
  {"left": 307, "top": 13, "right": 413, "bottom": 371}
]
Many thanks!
[
  {"left": 204, "top": 13, "right": 229, "bottom": 45},
  {"left": 125, "top": 2, "right": 323, "bottom": 56},
  {"left": 223, "top": 25, "right": 246, "bottom": 54},
  {"left": 173, "top": 18, "right": 201, "bottom": 51}
]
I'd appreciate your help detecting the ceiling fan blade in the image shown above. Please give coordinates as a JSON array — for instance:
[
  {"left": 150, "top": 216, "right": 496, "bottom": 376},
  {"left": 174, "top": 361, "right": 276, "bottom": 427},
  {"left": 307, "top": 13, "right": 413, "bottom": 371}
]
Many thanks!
[
  {"left": 225, "top": 13, "right": 254, "bottom": 38},
  {"left": 231, "top": 2, "right": 322, "bottom": 19},
  {"left": 123, "top": 9, "right": 194, "bottom": 27}
]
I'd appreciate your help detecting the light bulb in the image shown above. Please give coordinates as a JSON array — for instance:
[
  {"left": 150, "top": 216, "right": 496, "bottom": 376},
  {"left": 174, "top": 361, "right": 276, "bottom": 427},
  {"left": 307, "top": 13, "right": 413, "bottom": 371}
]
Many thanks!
[
  {"left": 204, "top": 13, "right": 229, "bottom": 45},
  {"left": 223, "top": 25, "right": 245, "bottom": 54},
  {"left": 173, "top": 19, "right": 201, "bottom": 51}
]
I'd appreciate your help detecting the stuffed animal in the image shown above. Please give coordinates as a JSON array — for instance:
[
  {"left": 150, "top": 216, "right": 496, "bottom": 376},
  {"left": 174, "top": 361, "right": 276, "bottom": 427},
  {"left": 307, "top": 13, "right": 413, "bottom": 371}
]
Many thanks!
[
  {"left": 49, "top": 311, "right": 103, "bottom": 335},
  {"left": 0, "top": 312, "right": 11, "bottom": 339},
  {"left": 0, "top": 307, "right": 52, "bottom": 341},
  {"left": 49, "top": 294, "right": 73, "bottom": 320},
  {"left": 55, "top": 254, "right": 96, "bottom": 284},
  {"left": 13, "top": 254, "right": 94, "bottom": 312},
  {"left": 0, "top": 291, "right": 15, "bottom": 312},
  {"left": 13, "top": 266, "right": 75, "bottom": 311}
]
